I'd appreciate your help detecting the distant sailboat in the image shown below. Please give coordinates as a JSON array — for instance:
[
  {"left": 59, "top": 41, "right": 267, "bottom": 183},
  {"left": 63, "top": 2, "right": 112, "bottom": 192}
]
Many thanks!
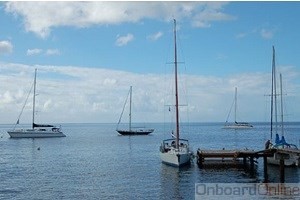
[
  {"left": 7, "top": 69, "right": 65, "bottom": 138},
  {"left": 159, "top": 19, "right": 193, "bottom": 167},
  {"left": 116, "top": 86, "right": 154, "bottom": 135},
  {"left": 266, "top": 46, "right": 298, "bottom": 166},
  {"left": 223, "top": 87, "right": 253, "bottom": 129}
]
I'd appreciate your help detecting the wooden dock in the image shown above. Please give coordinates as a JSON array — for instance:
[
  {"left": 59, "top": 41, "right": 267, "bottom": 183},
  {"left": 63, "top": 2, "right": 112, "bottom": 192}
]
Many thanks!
[
  {"left": 197, "top": 149, "right": 275, "bottom": 168},
  {"left": 196, "top": 148, "right": 300, "bottom": 183}
]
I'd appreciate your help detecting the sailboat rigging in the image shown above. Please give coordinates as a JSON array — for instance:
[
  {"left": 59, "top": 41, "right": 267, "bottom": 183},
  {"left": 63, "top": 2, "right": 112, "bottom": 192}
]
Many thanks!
[
  {"left": 116, "top": 86, "right": 154, "bottom": 135},
  {"left": 265, "top": 46, "right": 298, "bottom": 166},
  {"left": 159, "top": 19, "right": 193, "bottom": 167},
  {"left": 223, "top": 87, "right": 253, "bottom": 129},
  {"left": 7, "top": 69, "right": 65, "bottom": 138}
]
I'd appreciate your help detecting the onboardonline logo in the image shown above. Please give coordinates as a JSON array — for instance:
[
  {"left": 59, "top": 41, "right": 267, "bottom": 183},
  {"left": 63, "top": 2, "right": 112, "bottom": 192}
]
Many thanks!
[{"left": 195, "top": 183, "right": 300, "bottom": 200}]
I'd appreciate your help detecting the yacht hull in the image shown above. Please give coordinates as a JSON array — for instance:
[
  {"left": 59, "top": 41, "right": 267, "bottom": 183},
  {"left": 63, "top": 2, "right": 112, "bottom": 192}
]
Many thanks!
[
  {"left": 160, "top": 139, "right": 192, "bottom": 167},
  {"left": 117, "top": 129, "right": 154, "bottom": 136},
  {"left": 160, "top": 151, "right": 191, "bottom": 167},
  {"left": 267, "top": 155, "right": 298, "bottom": 167},
  {"left": 8, "top": 130, "right": 66, "bottom": 138},
  {"left": 223, "top": 125, "right": 253, "bottom": 129}
]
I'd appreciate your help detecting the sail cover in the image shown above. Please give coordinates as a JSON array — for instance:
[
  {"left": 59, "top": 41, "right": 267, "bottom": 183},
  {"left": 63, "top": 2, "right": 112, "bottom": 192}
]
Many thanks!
[{"left": 33, "top": 123, "right": 54, "bottom": 128}]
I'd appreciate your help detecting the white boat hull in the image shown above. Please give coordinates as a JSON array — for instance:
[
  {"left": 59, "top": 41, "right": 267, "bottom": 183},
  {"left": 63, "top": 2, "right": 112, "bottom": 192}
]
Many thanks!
[
  {"left": 160, "top": 150, "right": 191, "bottom": 167},
  {"left": 223, "top": 123, "right": 253, "bottom": 129},
  {"left": 8, "top": 130, "right": 66, "bottom": 138},
  {"left": 267, "top": 155, "right": 298, "bottom": 167},
  {"left": 266, "top": 141, "right": 299, "bottom": 167},
  {"left": 160, "top": 139, "right": 192, "bottom": 167},
  {"left": 223, "top": 125, "right": 253, "bottom": 129}
]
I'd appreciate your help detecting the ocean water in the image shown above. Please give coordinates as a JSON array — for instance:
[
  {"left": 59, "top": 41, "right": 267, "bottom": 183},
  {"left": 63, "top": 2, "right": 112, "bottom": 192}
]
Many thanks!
[{"left": 0, "top": 122, "right": 299, "bottom": 200}]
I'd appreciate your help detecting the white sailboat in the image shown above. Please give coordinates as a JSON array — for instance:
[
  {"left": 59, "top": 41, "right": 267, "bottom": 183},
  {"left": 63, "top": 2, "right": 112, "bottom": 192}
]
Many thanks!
[
  {"left": 159, "top": 19, "right": 192, "bottom": 167},
  {"left": 7, "top": 69, "right": 65, "bottom": 138},
  {"left": 223, "top": 87, "right": 253, "bottom": 129},
  {"left": 266, "top": 46, "right": 298, "bottom": 166},
  {"left": 116, "top": 86, "right": 154, "bottom": 135}
]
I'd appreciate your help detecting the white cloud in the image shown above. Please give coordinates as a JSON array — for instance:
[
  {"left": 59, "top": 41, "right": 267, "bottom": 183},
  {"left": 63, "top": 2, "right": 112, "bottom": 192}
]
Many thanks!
[
  {"left": 26, "top": 48, "right": 60, "bottom": 56},
  {"left": 192, "top": 8, "right": 236, "bottom": 28},
  {"left": 46, "top": 49, "right": 60, "bottom": 56},
  {"left": 260, "top": 28, "right": 274, "bottom": 40},
  {"left": 43, "top": 99, "right": 52, "bottom": 110},
  {"left": 147, "top": 31, "right": 163, "bottom": 41},
  {"left": 115, "top": 34, "right": 134, "bottom": 46},
  {"left": 1, "top": 91, "right": 14, "bottom": 104},
  {"left": 0, "top": 40, "right": 13, "bottom": 54},
  {"left": 0, "top": 62, "right": 300, "bottom": 124},
  {"left": 4, "top": 2, "right": 233, "bottom": 38},
  {"left": 236, "top": 32, "right": 247, "bottom": 39},
  {"left": 216, "top": 53, "right": 228, "bottom": 60},
  {"left": 236, "top": 27, "right": 275, "bottom": 40},
  {"left": 27, "top": 48, "right": 43, "bottom": 56}
]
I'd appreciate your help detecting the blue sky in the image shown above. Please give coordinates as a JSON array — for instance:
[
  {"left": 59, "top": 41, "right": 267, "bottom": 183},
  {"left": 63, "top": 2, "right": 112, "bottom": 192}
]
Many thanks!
[{"left": 0, "top": 1, "right": 300, "bottom": 124}]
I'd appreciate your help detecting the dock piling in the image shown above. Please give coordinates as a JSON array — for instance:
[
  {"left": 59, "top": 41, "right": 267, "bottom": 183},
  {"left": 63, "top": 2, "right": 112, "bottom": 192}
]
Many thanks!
[
  {"left": 196, "top": 148, "right": 300, "bottom": 183},
  {"left": 280, "top": 158, "right": 285, "bottom": 183},
  {"left": 250, "top": 156, "right": 254, "bottom": 170},
  {"left": 263, "top": 155, "right": 268, "bottom": 182}
]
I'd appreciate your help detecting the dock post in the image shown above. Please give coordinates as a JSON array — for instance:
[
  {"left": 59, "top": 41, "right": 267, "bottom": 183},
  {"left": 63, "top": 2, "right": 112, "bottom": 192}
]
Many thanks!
[
  {"left": 250, "top": 156, "right": 254, "bottom": 170},
  {"left": 280, "top": 158, "right": 285, "bottom": 183},
  {"left": 197, "top": 151, "right": 203, "bottom": 168},
  {"left": 243, "top": 157, "right": 246, "bottom": 165},
  {"left": 263, "top": 155, "right": 268, "bottom": 182}
]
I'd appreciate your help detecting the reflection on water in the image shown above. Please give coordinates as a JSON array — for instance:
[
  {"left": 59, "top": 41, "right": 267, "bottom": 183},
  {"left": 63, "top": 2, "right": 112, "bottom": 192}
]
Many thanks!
[
  {"left": 0, "top": 122, "right": 299, "bottom": 200},
  {"left": 160, "top": 164, "right": 195, "bottom": 200},
  {"left": 267, "top": 164, "right": 300, "bottom": 183}
]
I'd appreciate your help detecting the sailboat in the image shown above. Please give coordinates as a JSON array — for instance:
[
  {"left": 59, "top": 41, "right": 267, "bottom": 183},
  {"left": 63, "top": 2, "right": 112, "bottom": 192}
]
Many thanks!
[
  {"left": 223, "top": 87, "right": 253, "bottom": 129},
  {"left": 266, "top": 46, "right": 298, "bottom": 166},
  {"left": 7, "top": 69, "right": 65, "bottom": 138},
  {"left": 159, "top": 19, "right": 193, "bottom": 167},
  {"left": 116, "top": 86, "right": 154, "bottom": 135}
]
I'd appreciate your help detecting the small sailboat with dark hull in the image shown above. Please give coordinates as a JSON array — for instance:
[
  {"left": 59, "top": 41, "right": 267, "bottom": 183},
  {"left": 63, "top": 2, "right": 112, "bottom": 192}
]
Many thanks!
[
  {"left": 116, "top": 128, "right": 154, "bottom": 136},
  {"left": 116, "top": 86, "right": 154, "bottom": 136}
]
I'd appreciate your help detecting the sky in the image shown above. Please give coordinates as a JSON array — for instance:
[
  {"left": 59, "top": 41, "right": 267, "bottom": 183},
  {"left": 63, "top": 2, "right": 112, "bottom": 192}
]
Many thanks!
[{"left": 0, "top": 1, "right": 300, "bottom": 124}]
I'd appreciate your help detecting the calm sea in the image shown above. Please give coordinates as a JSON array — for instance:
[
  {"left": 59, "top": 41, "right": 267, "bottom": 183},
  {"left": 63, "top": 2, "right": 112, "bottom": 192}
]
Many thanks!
[{"left": 0, "top": 122, "right": 299, "bottom": 200}]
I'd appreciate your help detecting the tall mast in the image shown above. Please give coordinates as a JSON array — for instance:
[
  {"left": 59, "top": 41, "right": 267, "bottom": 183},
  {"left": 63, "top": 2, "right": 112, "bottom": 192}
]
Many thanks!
[
  {"left": 273, "top": 46, "right": 278, "bottom": 135},
  {"left": 234, "top": 87, "right": 237, "bottom": 123},
  {"left": 32, "top": 68, "right": 37, "bottom": 129},
  {"left": 173, "top": 19, "right": 180, "bottom": 149},
  {"left": 271, "top": 46, "right": 278, "bottom": 139},
  {"left": 279, "top": 74, "right": 284, "bottom": 136},
  {"left": 129, "top": 86, "right": 132, "bottom": 131},
  {"left": 270, "top": 47, "right": 274, "bottom": 139}
]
